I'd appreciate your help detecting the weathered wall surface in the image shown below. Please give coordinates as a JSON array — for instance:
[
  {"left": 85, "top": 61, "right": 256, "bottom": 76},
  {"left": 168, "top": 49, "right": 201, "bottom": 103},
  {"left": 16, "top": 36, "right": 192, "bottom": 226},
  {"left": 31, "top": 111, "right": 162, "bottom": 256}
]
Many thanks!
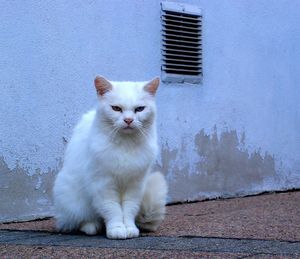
[{"left": 0, "top": 0, "right": 299, "bottom": 222}]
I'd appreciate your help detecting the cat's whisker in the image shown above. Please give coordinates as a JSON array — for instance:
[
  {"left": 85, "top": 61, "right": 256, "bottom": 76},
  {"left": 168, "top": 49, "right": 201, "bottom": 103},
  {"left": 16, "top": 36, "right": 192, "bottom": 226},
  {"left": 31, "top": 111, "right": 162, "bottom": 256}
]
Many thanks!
[
  {"left": 138, "top": 127, "right": 150, "bottom": 139},
  {"left": 108, "top": 126, "right": 120, "bottom": 140},
  {"left": 99, "top": 122, "right": 120, "bottom": 138}
]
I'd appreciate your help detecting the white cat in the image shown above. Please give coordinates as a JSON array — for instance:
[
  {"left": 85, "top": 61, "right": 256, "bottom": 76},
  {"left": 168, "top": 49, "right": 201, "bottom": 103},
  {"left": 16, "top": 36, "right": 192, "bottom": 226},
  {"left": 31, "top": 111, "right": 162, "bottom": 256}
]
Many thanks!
[{"left": 53, "top": 76, "right": 167, "bottom": 239}]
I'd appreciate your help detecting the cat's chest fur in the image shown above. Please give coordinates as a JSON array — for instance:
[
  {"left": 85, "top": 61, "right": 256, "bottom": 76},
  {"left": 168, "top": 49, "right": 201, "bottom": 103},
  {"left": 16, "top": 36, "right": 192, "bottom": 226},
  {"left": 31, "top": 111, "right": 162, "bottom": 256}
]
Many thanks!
[{"left": 90, "top": 134, "right": 156, "bottom": 177}]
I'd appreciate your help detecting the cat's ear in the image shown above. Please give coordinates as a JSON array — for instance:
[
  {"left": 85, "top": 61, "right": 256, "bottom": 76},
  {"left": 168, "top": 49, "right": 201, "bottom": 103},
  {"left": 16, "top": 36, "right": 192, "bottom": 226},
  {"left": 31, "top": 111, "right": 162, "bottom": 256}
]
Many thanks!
[
  {"left": 94, "top": 76, "right": 113, "bottom": 96},
  {"left": 144, "top": 77, "right": 160, "bottom": 96}
]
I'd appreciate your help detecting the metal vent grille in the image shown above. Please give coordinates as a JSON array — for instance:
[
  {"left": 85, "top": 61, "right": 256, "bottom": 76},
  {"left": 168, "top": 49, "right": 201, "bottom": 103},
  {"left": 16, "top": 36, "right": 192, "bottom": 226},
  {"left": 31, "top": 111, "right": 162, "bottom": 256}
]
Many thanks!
[{"left": 161, "top": 3, "right": 202, "bottom": 83}]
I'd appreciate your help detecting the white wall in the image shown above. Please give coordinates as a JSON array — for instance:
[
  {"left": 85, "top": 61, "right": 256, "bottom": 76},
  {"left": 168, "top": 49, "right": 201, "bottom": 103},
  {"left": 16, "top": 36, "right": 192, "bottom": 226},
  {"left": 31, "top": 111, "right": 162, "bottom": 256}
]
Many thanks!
[{"left": 0, "top": 0, "right": 299, "bottom": 222}]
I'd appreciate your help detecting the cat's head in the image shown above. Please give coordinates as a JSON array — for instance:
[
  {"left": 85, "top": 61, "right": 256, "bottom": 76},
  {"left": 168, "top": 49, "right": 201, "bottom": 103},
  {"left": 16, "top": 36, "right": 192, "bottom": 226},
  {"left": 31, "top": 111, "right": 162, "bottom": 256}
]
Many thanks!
[{"left": 94, "top": 76, "right": 159, "bottom": 136}]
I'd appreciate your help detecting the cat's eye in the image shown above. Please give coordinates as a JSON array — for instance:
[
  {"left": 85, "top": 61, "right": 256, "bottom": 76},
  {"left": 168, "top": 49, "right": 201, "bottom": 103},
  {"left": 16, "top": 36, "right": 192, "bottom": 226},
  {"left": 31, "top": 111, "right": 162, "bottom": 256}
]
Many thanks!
[
  {"left": 135, "top": 106, "right": 145, "bottom": 113},
  {"left": 111, "top": 106, "right": 122, "bottom": 112}
]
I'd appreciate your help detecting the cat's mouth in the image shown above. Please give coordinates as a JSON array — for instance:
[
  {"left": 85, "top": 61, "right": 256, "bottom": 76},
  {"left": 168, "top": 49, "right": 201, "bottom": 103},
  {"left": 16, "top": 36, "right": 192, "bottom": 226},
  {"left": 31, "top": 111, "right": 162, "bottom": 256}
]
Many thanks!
[
  {"left": 122, "top": 126, "right": 135, "bottom": 131},
  {"left": 121, "top": 126, "right": 136, "bottom": 134}
]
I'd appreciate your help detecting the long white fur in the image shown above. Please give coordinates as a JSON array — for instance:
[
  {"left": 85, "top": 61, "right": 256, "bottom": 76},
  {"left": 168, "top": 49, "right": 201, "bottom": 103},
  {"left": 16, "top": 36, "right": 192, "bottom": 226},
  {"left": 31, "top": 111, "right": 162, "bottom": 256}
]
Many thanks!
[
  {"left": 136, "top": 171, "right": 168, "bottom": 231},
  {"left": 53, "top": 78, "right": 167, "bottom": 239}
]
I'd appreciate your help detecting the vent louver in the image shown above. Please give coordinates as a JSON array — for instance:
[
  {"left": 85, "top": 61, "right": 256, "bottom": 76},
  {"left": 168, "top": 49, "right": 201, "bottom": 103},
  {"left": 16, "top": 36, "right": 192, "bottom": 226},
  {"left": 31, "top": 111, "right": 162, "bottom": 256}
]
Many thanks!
[{"left": 161, "top": 2, "right": 202, "bottom": 83}]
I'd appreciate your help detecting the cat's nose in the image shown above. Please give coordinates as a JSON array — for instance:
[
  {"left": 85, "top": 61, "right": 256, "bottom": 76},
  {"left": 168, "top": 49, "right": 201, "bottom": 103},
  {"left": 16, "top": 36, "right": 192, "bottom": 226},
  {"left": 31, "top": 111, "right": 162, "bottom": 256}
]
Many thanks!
[{"left": 124, "top": 118, "right": 133, "bottom": 125}]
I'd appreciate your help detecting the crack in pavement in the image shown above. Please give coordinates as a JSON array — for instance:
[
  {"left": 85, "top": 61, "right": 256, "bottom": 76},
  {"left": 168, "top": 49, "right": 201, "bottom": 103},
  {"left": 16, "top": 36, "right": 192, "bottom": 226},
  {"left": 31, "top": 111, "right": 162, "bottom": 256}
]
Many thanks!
[{"left": 0, "top": 230, "right": 299, "bottom": 256}]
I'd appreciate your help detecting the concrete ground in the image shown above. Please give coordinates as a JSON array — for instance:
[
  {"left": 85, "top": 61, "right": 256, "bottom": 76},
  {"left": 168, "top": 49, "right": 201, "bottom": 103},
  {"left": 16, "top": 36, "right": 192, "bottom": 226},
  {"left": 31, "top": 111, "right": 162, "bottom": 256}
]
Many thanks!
[{"left": 0, "top": 191, "right": 299, "bottom": 258}]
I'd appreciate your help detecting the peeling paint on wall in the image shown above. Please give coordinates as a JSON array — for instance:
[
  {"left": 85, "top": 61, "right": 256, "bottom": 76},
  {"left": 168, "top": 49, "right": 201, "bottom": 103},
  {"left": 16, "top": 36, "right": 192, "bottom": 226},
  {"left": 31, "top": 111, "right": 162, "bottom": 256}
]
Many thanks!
[
  {"left": 195, "top": 129, "right": 277, "bottom": 192},
  {"left": 0, "top": 157, "right": 57, "bottom": 222},
  {"left": 157, "top": 128, "right": 282, "bottom": 202}
]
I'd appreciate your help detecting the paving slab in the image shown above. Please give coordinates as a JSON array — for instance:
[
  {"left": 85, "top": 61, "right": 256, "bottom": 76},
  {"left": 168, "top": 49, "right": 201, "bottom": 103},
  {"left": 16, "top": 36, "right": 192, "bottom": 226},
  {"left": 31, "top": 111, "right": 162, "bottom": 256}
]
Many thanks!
[
  {"left": 0, "top": 230, "right": 299, "bottom": 255},
  {"left": 0, "top": 244, "right": 252, "bottom": 259},
  {"left": 0, "top": 191, "right": 299, "bottom": 258}
]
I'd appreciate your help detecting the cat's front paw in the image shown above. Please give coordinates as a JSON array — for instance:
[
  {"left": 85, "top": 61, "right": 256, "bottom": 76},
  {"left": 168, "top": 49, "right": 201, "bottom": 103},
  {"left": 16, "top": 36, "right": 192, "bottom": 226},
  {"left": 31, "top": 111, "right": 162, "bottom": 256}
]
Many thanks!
[
  {"left": 106, "top": 225, "right": 127, "bottom": 239},
  {"left": 126, "top": 225, "right": 140, "bottom": 238}
]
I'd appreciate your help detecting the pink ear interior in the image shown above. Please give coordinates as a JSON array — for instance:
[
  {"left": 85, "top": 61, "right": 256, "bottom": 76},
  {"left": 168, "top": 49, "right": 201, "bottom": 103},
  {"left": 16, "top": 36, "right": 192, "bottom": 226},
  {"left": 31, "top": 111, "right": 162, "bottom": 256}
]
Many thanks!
[
  {"left": 94, "top": 76, "right": 112, "bottom": 96},
  {"left": 144, "top": 77, "right": 160, "bottom": 96}
]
